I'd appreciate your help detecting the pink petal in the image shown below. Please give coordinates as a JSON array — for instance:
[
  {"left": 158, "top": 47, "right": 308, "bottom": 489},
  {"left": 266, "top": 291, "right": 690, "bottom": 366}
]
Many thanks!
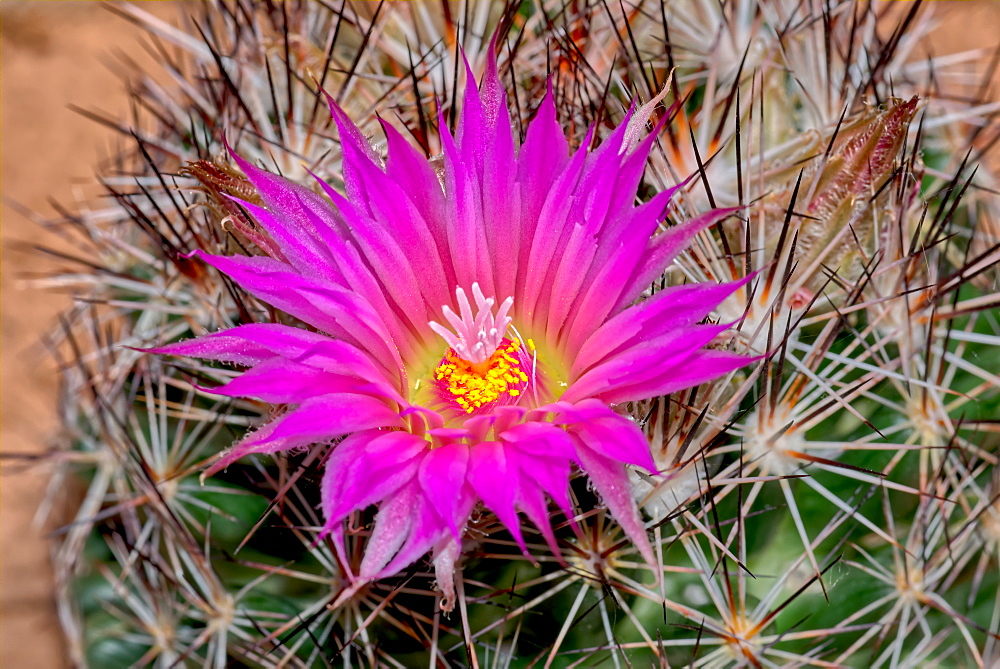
[
  {"left": 418, "top": 444, "right": 472, "bottom": 539},
  {"left": 570, "top": 411, "right": 657, "bottom": 472},
  {"left": 515, "top": 472, "right": 564, "bottom": 560},
  {"left": 517, "top": 82, "right": 570, "bottom": 241},
  {"left": 519, "top": 137, "right": 591, "bottom": 324},
  {"left": 618, "top": 207, "right": 742, "bottom": 307},
  {"left": 204, "top": 393, "right": 403, "bottom": 476},
  {"left": 322, "top": 431, "right": 426, "bottom": 524},
  {"left": 227, "top": 144, "right": 347, "bottom": 249},
  {"left": 358, "top": 481, "right": 437, "bottom": 579},
  {"left": 511, "top": 445, "right": 573, "bottom": 518},
  {"left": 563, "top": 323, "right": 733, "bottom": 403},
  {"left": 432, "top": 534, "right": 462, "bottom": 612},
  {"left": 371, "top": 482, "right": 476, "bottom": 581},
  {"left": 468, "top": 441, "right": 526, "bottom": 551},
  {"left": 146, "top": 323, "right": 331, "bottom": 367},
  {"left": 226, "top": 196, "right": 341, "bottom": 282},
  {"left": 499, "top": 421, "right": 578, "bottom": 462},
  {"left": 205, "top": 358, "right": 355, "bottom": 404},
  {"left": 563, "top": 190, "right": 676, "bottom": 344},
  {"left": 195, "top": 251, "right": 403, "bottom": 370},
  {"left": 599, "top": 351, "right": 756, "bottom": 405},
  {"left": 574, "top": 442, "right": 656, "bottom": 568},
  {"left": 380, "top": 120, "right": 450, "bottom": 255},
  {"left": 312, "top": 167, "right": 437, "bottom": 332},
  {"left": 439, "top": 118, "right": 493, "bottom": 297},
  {"left": 572, "top": 276, "right": 752, "bottom": 376}
]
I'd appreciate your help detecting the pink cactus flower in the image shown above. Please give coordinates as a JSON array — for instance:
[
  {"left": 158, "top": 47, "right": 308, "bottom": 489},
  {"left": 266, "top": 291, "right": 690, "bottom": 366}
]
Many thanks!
[{"left": 151, "top": 56, "right": 751, "bottom": 609}]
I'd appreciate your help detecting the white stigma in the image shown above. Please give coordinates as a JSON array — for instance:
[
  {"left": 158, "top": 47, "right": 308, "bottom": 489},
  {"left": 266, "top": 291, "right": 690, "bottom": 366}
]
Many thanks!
[{"left": 428, "top": 283, "right": 513, "bottom": 364}]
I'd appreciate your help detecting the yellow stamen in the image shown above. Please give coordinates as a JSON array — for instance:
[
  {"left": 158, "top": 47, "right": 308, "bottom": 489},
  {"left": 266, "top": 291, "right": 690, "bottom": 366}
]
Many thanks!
[{"left": 433, "top": 339, "right": 529, "bottom": 413}]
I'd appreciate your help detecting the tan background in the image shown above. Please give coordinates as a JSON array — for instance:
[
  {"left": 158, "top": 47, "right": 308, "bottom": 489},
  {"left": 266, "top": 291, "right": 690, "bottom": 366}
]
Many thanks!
[
  {"left": 1, "top": 2, "right": 997, "bottom": 668},
  {"left": 2, "top": 3, "right": 179, "bottom": 667}
]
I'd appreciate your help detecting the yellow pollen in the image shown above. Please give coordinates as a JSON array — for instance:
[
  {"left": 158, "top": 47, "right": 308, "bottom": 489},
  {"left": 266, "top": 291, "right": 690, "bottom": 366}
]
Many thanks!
[{"left": 433, "top": 339, "right": 528, "bottom": 413}]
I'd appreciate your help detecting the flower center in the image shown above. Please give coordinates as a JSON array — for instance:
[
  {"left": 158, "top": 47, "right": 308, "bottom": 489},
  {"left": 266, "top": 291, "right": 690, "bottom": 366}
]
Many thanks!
[
  {"left": 434, "top": 338, "right": 528, "bottom": 413},
  {"left": 429, "top": 284, "right": 528, "bottom": 413}
]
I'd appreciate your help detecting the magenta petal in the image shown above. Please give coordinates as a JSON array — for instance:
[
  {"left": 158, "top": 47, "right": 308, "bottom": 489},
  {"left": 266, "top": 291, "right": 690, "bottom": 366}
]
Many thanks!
[
  {"left": 195, "top": 251, "right": 402, "bottom": 370},
  {"left": 570, "top": 411, "right": 656, "bottom": 472},
  {"left": 312, "top": 173, "right": 435, "bottom": 331},
  {"left": 512, "top": 448, "right": 573, "bottom": 518},
  {"left": 519, "top": 138, "right": 591, "bottom": 323},
  {"left": 432, "top": 535, "right": 462, "bottom": 612},
  {"left": 417, "top": 444, "right": 472, "bottom": 539},
  {"left": 147, "top": 323, "right": 330, "bottom": 366},
  {"left": 563, "top": 190, "right": 676, "bottom": 343},
  {"left": 148, "top": 52, "right": 763, "bottom": 604},
  {"left": 322, "top": 431, "right": 426, "bottom": 525},
  {"left": 599, "top": 351, "right": 756, "bottom": 405},
  {"left": 574, "top": 442, "right": 656, "bottom": 568},
  {"left": 478, "top": 44, "right": 506, "bottom": 132},
  {"left": 482, "top": 154, "right": 520, "bottom": 308},
  {"left": 455, "top": 55, "right": 490, "bottom": 167},
  {"left": 203, "top": 360, "right": 319, "bottom": 402},
  {"left": 294, "top": 346, "right": 404, "bottom": 402},
  {"left": 517, "top": 82, "right": 570, "bottom": 237},
  {"left": 573, "top": 140, "right": 627, "bottom": 236},
  {"left": 564, "top": 323, "right": 734, "bottom": 403},
  {"left": 226, "top": 197, "right": 341, "bottom": 281},
  {"left": 573, "top": 276, "right": 752, "bottom": 376},
  {"left": 204, "top": 358, "right": 396, "bottom": 404},
  {"left": 333, "top": 134, "right": 452, "bottom": 313},
  {"left": 545, "top": 224, "right": 599, "bottom": 336},
  {"left": 227, "top": 145, "right": 343, "bottom": 231},
  {"left": 603, "top": 129, "right": 661, "bottom": 218},
  {"left": 371, "top": 482, "right": 475, "bottom": 580},
  {"left": 515, "top": 473, "right": 563, "bottom": 560},
  {"left": 499, "top": 422, "right": 577, "bottom": 462},
  {"left": 439, "top": 119, "right": 493, "bottom": 297},
  {"left": 205, "top": 393, "right": 403, "bottom": 476},
  {"left": 358, "top": 481, "right": 438, "bottom": 579},
  {"left": 381, "top": 120, "right": 449, "bottom": 252},
  {"left": 468, "top": 441, "right": 526, "bottom": 551},
  {"left": 322, "top": 91, "right": 382, "bottom": 204},
  {"left": 153, "top": 325, "right": 401, "bottom": 402},
  {"left": 619, "top": 207, "right": 742, "bottom": 307}
]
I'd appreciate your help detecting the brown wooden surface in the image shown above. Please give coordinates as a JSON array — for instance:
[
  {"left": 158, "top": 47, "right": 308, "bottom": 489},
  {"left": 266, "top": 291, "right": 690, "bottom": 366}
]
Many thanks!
[{"left": 0, "top": 2, "right": 996, "bottom": 668}]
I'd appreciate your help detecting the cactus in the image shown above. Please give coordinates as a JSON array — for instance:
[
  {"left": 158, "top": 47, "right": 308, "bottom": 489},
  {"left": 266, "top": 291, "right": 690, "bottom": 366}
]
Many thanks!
[{"left": 37, "top": 1, "right": 999, "bottom": 666}]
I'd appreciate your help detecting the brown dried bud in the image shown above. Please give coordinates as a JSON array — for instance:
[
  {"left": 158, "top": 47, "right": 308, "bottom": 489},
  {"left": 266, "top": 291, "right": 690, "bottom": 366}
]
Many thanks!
[
  {"left": 182, "top": 159, "right": 284, "bottom": 260},
  {"left": 762, "top": 97, "right": 920, "bottom": 296}
]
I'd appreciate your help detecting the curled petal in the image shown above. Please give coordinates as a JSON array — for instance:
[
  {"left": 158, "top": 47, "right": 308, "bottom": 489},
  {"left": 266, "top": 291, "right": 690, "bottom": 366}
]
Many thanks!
[{"left": 432, "top": 534, "right": 463, "bottom": 612}]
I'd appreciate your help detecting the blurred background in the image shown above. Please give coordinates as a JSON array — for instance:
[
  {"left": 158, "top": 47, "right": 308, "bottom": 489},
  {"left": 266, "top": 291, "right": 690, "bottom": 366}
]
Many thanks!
[
  {"left": 1, "top": 3, "right": 179, "bottom": 667},
  {"left": 1, "top": 2, "right": 997, "bottom": 667}
]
